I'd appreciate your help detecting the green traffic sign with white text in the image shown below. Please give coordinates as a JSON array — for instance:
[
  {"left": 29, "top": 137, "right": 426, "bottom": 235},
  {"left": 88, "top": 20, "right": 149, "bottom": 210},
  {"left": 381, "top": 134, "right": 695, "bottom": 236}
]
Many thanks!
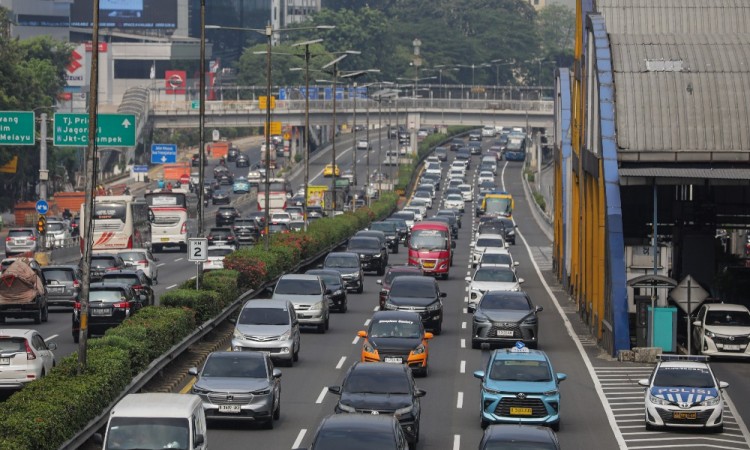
[
  {"left": 0, "top": 111, "right": 35, "bottom": 146},
  {"left": 53, "top": 113, "right": 136, "bottom": 147}
]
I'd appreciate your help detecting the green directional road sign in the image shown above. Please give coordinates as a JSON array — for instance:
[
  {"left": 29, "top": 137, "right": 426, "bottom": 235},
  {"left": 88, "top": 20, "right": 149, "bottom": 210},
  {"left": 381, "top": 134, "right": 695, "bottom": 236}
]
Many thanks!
[
  {"left": 0, "top": 111, "right": 35, "bottom": 146},
  {"left": 191, "top": 100, "right": 199, "bottom": 110},
  {"left": 53, "top": 113, "right": 136, "bottom": 147}
]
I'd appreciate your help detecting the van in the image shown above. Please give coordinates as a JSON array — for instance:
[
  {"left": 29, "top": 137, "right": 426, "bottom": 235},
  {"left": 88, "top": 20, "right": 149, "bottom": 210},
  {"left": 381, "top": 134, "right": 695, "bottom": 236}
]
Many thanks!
[
  {"left": 98, "top": 393, "right": 207, "bottom": 450},
  {"left": 384, "top": 150, "right": 400, "bottom": 166}
]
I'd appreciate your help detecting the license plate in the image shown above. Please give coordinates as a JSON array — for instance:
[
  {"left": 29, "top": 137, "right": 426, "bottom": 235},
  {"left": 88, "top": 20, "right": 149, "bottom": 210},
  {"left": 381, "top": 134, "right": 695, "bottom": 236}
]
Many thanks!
[
  {"left": 91, "top": 308, "right": 112, "bottom": 316},
  {"left": 496, "top": 330, "right": 514, "bottom": 337},
  {"left": 510, "top": 407, "right": 533, "bottom": 416},
  {"left": 48, "top": 286, "right": 64, "bottom": 293},
  {"left": 673, "top": 411, "right": 697, "bottom": 420},
  {"left": 161, "top": 238, "right": 170, "bottom": 242},
  {"left": 218, "top": 405, "right": 241, "bottom": 413},
  {"left": 384, "top": 357, "right": 402, "bottom": 363},
  {"left": 0, "top": 358, "right": 9, "bottom": 365},
  {"left": 723, "top": 344, "right": 740, "bottom": 351},
  {"left": 16, "top": 240, "right": 26, "bottom": 245},
  {"left": 422, "top": 262, "right": 435, "bottom": 268}
]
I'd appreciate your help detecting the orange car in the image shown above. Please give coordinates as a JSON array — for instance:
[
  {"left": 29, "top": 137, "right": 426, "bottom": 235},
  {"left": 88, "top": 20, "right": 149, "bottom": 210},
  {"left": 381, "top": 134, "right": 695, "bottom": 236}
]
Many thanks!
[{"left": 358, "top": 311, "right": 433, "bottom": 377}]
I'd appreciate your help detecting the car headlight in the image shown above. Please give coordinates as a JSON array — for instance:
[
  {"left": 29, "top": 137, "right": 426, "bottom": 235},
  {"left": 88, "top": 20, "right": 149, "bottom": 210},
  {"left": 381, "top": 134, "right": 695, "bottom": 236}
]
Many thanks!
[
  {"left": 705, "top": 329, "right": 716, "bottom": 338},
  {"left": 192, "top": 386, "right": 208, "bottom": 394},
  {"left": 700, "top": 396, "right": 720, "bottom": 406},
  {"left": 233, "top": 329, "right": 243, "bottom": 339},
  {"left": 411, "top": 344, "right": 426, "bottom": 355},
  {"left": 278, "top": 330, "right": 291, "bottom": 341},
  {"left": 384, "top": 302, "right": 398, "bottom": 311},
  {"left": 425, "top": 301, "right": 442, "bottom": 311},
  {"left": 473, "top": 314, "right": 490, "bottom": 323},
  {"left": 253, "top": 388, "right": 271, "bottom": 395},
  {"left": 338, "top": 403, "right": 356, "bottom": 413},
  {"left": 372, "top": 253, "right": 381, "bottom": 258},
  {"left": 648, "top": 393, "right": 670, "bottom": 406},
  {"left": 394, "top": 405, "right": 414, "bottom": 418},
  {"left": 363, "top": 341, "right": 376, "bottom": 353},
  {"left": 482, "top": 385, "right": 502, "bottom": 395},
  {"left": 333, "top": 289, "right": 343, "bottom": 296},
  {"left": 543, "top": 389, "right": 558, "bottom": 396},
  {"left": 311, "top": 301, "right": 324, "bottom": 310},
  {"left": 522, "top": 317, "right": 538, "bottom": 325}
]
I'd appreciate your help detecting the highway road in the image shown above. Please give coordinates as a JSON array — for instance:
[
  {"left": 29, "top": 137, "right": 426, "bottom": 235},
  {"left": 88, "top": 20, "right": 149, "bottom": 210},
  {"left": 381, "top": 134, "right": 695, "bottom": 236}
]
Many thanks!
[{"left": 4, "top": 129, "right": 750, "bottom": 450}]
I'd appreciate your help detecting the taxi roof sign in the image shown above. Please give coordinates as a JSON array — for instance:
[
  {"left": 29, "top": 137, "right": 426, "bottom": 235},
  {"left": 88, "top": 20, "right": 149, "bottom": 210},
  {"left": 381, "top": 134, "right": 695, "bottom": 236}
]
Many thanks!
[{"left": 509, "top": 341, "right": 530, "bottom": 353}]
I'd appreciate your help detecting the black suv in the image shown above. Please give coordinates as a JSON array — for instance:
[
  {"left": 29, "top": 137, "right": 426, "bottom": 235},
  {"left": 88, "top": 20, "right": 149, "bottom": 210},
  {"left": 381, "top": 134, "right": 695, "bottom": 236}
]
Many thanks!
[
  {"left": 100, "top": 269, "right": 154, "bottom": 307},
  {"left": 384, "top": 276, "right": 445, "bottom": 334},
  {"left": 368, "top": 221, "right": 400, "bottom": 254},
  {"left": 306, "top": 269, "right": 348, "bottom": 313},
  {"left": 215, "top": 206, "right": 240, "bottom": 226},
  {"left": 207, "top": 227, "right": 237, "bottom": 248},
  {"left": 89, "top": 254, "right": 128, "bottom": 281},
  {"left": 227, "top": 146, "right": 239, "bottom": 162},
  {"left": 214, "top": 167, "right": 234, "bottom": 185},
  {"left": 191, "top": 153, "right": 206, "bottom": 166},
  {"left": 449, "top": 138, "right": 464, "bottom": 151},
  {"left": 328, "top": 362, "right": 425, "bottom": 446},
  {"left": 72, "top": 282, "right": 140, "bottom": 342},
  {"left": 346, "top": 236, "right": 388, "bottom": 275},
  {"left": 233, "top": 218, "right": 260, "bottom": 244},
  {"left": 235, "top": 153, "right": 250, "bottom": 167}
]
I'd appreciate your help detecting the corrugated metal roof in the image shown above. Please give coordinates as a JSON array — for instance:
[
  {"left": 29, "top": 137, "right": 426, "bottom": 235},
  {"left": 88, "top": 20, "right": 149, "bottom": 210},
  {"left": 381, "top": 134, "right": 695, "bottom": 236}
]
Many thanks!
[
  {"left": 597, "top": 0, "right": 750, "bottom": 35},
  {"left": 610, "top": 34, "right": 750, "bottom": 157},
  {"left": 619, "top": 167, "right": 750, "bottom": 180}
]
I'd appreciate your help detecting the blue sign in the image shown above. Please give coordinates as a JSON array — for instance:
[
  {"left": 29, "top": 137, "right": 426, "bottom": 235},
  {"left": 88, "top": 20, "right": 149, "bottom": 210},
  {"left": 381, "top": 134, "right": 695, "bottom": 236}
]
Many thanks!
[
  {"left": 35, "top": 200, "right": 49, "bottom": 215},
  {"left": 132, "top": 165, "right": 149, "bottom": 173},
  {"left": 151, "top": 144, "right": 177, "bottom": 164}
]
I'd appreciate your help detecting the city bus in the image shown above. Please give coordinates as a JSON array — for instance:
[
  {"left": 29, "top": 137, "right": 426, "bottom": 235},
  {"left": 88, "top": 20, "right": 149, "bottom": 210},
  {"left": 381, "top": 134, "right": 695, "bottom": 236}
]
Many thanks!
[
  {"left": 144, "top": 189, "right": 197, "bottom": 252},
  {"left": 480, "top": 191, "right": 514, "bottom": 218},
  {"left": 80, "top": 195, "right": 151, "bottom": 252},
  {"left": 407, "top": 221, "right": 455, "bottom": 280},
  {"left": 257, "top": 177, "right": 292, "bottom": 213}
]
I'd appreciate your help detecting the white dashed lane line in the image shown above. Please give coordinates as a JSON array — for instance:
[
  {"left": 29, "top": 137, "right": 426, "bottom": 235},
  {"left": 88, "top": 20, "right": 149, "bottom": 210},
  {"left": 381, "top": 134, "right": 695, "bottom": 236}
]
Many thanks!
[
  {"left": 315, "top": 387, "right": 327, "bottom": 404},
  {"left": 351, "top": 335, "right": 360, "bottom": 345},
  {"left": 336, "top": 356, "right": 346, "bottom": 369},
  {"left": 166, "top": 284, "right": 177, "bottom": 290},
  {"left": 456, "top": 391, "right": 464, "bottom": 409},
  {"left": 291, "top": 429, "right": 307, "bottom": 449}
]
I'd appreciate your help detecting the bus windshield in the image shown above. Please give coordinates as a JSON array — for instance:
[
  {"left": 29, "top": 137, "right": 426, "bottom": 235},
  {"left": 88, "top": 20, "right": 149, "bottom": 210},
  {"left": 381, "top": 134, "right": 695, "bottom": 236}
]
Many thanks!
[
  {"left": 410, "top": 229, "right": 448, "bottom": 250},
  {"left": 93, "top": 203, "right": 126, "bottom": 222},
  {"left": 145, "top": 193, "right": 187, "bottom": 208},
  {"left": 485, "top": 198, "right": 512, "bottom": 216}
]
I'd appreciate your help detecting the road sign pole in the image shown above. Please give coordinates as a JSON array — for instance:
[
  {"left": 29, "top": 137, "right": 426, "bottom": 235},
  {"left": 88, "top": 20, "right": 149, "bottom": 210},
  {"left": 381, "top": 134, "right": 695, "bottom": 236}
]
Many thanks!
[{"left": 39, "top": 113, "right": 48, "bottom": 201}]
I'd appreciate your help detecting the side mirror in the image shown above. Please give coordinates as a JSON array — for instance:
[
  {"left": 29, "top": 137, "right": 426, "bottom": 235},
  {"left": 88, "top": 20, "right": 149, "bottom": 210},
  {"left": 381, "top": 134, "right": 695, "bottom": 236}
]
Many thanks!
[
  {"left": 47, "top": 342, "right": 58, "bottom": 351},
  {"left": 465, "top": 276, "right": 471, "bottom": 282},
  {"left": 424, "top": 332, "right": 434, "bottom": 340},
  {"left": 692, "top": 320, "right": 701, "bottom": 327},
  {"left": 473, "top": 370, "right": 485, "bottom": 380},
  {"left": 194, "top": 434, "right": 205, "bottom": 446},
  {"left": 272, "top": 368, "right": 282, "bottom": 379},
  {"left": 719, "top": 381, "right": 729, "bottom": 389},
  {"left": 376, "top": 279, "right": 382, "bottom": 285},
  {"left": 637, "top": 379, "right": 649, "bottom": 387},
  {"left": 439, "top": 292, "right": 447, "bottom": 298},
  {"left": 467, "top": 305, "right": 476, "bottom": 313},
  {"left": 414, "top": 389, "right": 426, "bottom": 398},
  {"left": 188, "top": 367, "right": 198, "bottom": 376},
  {"left": 92, "top": 434, "right": 103, "bottom": 445},
  {"left": 357, "top": 330, "right": 367, "bottom": 338},
  {"left": 328, "top": 385, "right": 342, "bottom": 395},
  {"left": 518, "top": 278, "right": 525, "bottom": 284},
  {"left": 556, "top": 373, "right": 567, "bottom": 382},
  {"left": 325, "top": 288, "right": 332, "bottom": 295},
  {"left": 535, "top": 306, "right": 544, "bottom": 312}
]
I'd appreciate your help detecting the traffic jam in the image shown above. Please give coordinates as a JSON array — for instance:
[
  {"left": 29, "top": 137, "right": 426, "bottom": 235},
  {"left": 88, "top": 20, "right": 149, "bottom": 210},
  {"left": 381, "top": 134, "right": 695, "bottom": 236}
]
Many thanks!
[{"left": 0, "top": 128, "right": 739, "bottom": 450}]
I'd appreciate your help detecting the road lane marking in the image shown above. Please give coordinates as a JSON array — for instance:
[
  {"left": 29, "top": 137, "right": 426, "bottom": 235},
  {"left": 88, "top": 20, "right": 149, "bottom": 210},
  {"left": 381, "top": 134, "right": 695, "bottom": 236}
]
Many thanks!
[
  {"left": 180, "top": 377, "right": 196, "bottom": 394},
  {"left": 44, "top": 334, "right": 58, "bottom": 342},
  {"left": 462, "top": 308, "right": 467, "bottom": 314},
  {"left": 352, "top": 335, "right": 360, "bottom": 345},
  {"left": 461, "top": 338, "right": 466, "bottom": 348},
  {"left": 456, "top": 391, "right": 464, "bottom": 408},
  {"left": 292, "top": 429, "right": 307, "bottom": 449},
  {"left": 336, "top": 356, "right": 347, "bottom": 369},
  {"left": 364, "top": 319, "right": 371, "bottom": 326},
  {"left": 373, "top": 306, "right": 379, "bottom": 311},
  {"left": 460, "top": 360, "right": 466, "bottom": 373},
  {"left": 157, "top": 263, "right": 166, "bottom": 267},
  {"left": 175, "top": 258, "right": 183, "bottom": 262},
  {"left": 453, "top": 435, "right": 461, "bottom": 450},
  {"left": 166, "top": 284, "right": 177, "bottom": 290},
  {"left": 315, "top": 387, "right": 327, "bottom": 404},
  {"left": 461, "top": 321, "right": 467, "bottom": 329}
]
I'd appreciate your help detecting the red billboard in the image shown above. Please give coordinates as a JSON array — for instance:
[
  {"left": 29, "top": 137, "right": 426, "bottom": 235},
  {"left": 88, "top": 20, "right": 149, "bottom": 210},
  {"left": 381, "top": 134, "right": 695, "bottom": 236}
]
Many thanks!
[{"left": 165, "top": 70, "right": 187, "bottom": 95}]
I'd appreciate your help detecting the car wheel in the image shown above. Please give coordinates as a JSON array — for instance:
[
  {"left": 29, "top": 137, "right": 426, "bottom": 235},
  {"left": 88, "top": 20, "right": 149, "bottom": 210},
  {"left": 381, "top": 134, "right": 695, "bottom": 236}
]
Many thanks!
[
  {"left": 551, "top": 420, "right": 560, "bottom": 432},
  {"left": 33, "top": 306, "right": 42, "bottom": 325},
  {"left": 273, "top": 393, "right": 281, "bottom": 420},
  {"left": 377, "top": 265, "right": 385, "bottom": 276},
  {"left": 73, "top": 333, "right": 79, "bottom": 344},
  {"left": 356, "top": 284, "right": 364, "bottom": 294},
  {"left": 340, "top": 299, "right": 348, "bottom": 313},
  {"left": 325, "top": 315, "right": 330, "bottom": 331},
  {"left": 471, "top": 339, "right": 480, "bottom": 349},
  {"left": 42, "top": 304, "right": 49, "bottom": 323},
  {"left": 293, "top": 344, "right": 299, "bottom": 362},
  {"left": 432, "top": 320, "right": 442, "bottom": 335},
  {"left": 393, "top": 245, "right": 399, "bottom": 254}
]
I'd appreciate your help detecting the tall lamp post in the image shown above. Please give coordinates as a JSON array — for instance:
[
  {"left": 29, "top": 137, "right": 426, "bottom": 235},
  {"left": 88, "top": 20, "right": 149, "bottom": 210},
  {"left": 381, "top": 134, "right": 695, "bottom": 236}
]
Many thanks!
[{"left": 206, "top": 23, "right": 333, "bottom": 249}]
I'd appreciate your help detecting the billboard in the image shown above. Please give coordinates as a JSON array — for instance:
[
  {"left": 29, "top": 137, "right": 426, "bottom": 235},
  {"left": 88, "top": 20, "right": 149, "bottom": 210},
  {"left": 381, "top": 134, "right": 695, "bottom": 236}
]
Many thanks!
[{"left": 70, "top": 0, "right": 177, "bottom": 29}]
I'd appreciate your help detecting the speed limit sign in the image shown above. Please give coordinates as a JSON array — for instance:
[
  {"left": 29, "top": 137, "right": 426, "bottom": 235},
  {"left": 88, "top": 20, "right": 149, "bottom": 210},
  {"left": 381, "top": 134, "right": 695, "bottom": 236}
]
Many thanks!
[{"left": 188, "top": 238, "right": 208, "bottom": 262}]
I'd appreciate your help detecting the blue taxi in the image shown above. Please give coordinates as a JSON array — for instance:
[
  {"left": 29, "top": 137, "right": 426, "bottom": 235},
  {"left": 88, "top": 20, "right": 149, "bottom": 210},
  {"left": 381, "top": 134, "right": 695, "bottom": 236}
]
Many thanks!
[
  {"left": 473, "top": 342, "right": 566, "bottom": 430},
  {"left": 232, "top": 177, "right": 251, "bottom": 194}
]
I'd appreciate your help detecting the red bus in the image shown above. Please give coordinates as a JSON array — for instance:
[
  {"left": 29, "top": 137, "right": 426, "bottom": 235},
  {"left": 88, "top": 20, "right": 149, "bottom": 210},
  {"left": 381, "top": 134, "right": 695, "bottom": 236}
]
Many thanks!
[{"left": 407, "top": 221, "right": 455, "bottom": 279}]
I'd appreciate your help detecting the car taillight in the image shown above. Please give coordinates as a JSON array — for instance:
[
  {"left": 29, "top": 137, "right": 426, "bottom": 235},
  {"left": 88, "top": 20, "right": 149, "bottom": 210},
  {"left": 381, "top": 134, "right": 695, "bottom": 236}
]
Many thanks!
[
  {"left": 4, "top": 237, "right": 10, "bottom": 242},
  {"left": 138, "top": 259, "right": 149, "bottom": 267},
  {"left": 73, "top": 280, "right": 81, "bottom": 289},
  {"left": 181, "top": 222, "right": 187, "bottom": 234},
  {"left": 28, "top": 236, "right": 37, "bottom": 241},
  {"left": 113, "top": 301, "right": 131, "bottom": 309},
  {"left": 257, "top": 202, "right": 262, "bottom": 210},
  {"left": 282, "top": 201, "right": 287, "bottom": 210},
  {"left": 25, "top": 339, "right": 36, "bottom": 360},
  {"left": 74, "top": 301, "right": 81, "bottom": 310},
  {"left": 127, "top": 236, "right": 133, "bottom": 248},
  {"left": 227, "top": 236, "right": 235, "bottom": 240}
]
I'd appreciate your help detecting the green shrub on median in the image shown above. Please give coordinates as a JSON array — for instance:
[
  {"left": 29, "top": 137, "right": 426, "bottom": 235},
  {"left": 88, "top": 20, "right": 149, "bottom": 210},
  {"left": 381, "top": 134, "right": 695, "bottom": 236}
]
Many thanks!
[{"left": 161, "top": 289, "right": 223, "bottom": 325}]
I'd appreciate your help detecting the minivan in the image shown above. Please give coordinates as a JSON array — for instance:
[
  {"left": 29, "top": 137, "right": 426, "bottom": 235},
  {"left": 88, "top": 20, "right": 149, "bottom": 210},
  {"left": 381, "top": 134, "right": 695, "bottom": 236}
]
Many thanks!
[
  {"left": 97, "top": 393, "right": 207, "bottom": 450},
  {"left": 323, "top": 252, "right": 364, "bottom": 294},
  {"left": 231, "top": 298, "right": 301, "bottom": 366}
]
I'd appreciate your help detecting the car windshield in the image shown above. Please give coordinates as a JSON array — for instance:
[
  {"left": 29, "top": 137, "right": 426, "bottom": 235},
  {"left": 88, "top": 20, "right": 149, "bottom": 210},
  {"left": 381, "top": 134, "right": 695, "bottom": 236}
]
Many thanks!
[
  {"left": 446, "top": 194, "right": 463, "bottom": 201},
  {"left": 705, "top": 310, "right": 750, "bottom": 326},
  {"left": 389, "top": 281, "right": 436, "bottom": 298},
  {"left": 344, "top": 369, "right": 410, "bottom": 394},
  {"left": 349, "top": 238, "right": 380, "bottom": 250},
  {"left": 410, "top": 229, "right": 448, "bottom": 250},
  {"left": 490, "top": 360, "right": 552, "bottom": 382},
  {"left": 101, "top": 275, "right": 139, "bottom": 285},
  {"left": 653, "top": 367, "right": 715, "bottom": 388},
  {"left": 325, "top": 256, "right": 359, "bottom": 269},
  {"left": 275, "top": 279, "right": 321, "bottom": 295},
  {"left": 210, "top": 230, "right": 230, "bottom": 238},
  {"left": 476, "top": 238, "right": 504, "bottom": 248},
  {"left": 42, "top": 268, "right": 75, "bottom": 282},
  {"left": 118, "top": 252, "right": 145, "bottom": 262},
  {"left": 384, "top": 270, "right": 418, "bottom": 285},
  {"left": 47, "top": 223, "right": 65, "bottom": 232},
  {"left": 8, "top": 230, "right": 33, "bottom": 238},
  {"left": 313, "top": 429, "right": 396, "bottom": 450},
  {"left": 89, "top": 290, "right": 126, "bottom": 303},
  {"left": 312, "top": 273, "right": 340, "bottom": 287},
  {"left": 474, "top": 269, "right": 516, "bottom": 283},
  {"left": 91, "top": 258, "right": 117, "bottom": 268},
  {"left": 481, "top": 295, "right": 530, "bottom": 310},
  {"left": 208, "top": 248, "right": 233, "bottom": 257},
  {"left": 238, "top": 307, "right": 290, "bottom": 326},
  {"left": 392, "top": 212, "right": 414, "bottom": 221},
  {"left": 105, "top": 417, "right": 189, "bottom": 450},
  {"left": 481, "top": 254, "right": 512, "bottom": 265},
  {"left": 202, "top": 354, "right": 267, "bottom": 378},
  {"left": 369, "top": 319, "right": 422, "bottom": 338},
  {"left": 479, "top": 224, "right": 505, "bottom": 234}
]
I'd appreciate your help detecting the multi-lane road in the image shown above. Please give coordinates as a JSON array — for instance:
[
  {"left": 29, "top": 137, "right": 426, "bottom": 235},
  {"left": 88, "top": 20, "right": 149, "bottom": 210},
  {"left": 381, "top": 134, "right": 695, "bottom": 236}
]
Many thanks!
[{"left": 4, "top": 128, "right": 750, "bottom": 449}]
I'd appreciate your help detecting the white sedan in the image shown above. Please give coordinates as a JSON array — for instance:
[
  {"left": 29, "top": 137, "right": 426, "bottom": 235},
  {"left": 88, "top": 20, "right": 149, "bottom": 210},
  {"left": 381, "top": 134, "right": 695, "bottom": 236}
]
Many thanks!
[
  {"left": 478, "top": 171, "right": 495, "bottom": 185},
  {"left": 0, "top": 329, "right": 57, "bottom": 389},
  {"left": 465, "top": 266, "right": 524, "bottom": 312},
  {"left": 471, "top": 233, "right": 508, "bottom": 267},
  {"left": 203, "top": 245, "right": 235, "bottom": 271},
  {"left": 443, "top": 194, "right": 465, "bottom": 212},
  {"left": 691, "top": 303, "right": 750, "bottom": 357}
]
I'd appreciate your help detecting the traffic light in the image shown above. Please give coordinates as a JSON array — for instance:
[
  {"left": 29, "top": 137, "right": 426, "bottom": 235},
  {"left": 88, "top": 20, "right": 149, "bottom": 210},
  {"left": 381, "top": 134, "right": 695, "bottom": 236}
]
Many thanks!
[{"left": 36, "top": 215, "right": 47, "bottom": 234}]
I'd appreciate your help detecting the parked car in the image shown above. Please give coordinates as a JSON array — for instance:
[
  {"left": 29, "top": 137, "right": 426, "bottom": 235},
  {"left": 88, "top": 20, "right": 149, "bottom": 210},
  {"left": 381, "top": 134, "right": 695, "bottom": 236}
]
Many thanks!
[
  {"left": 0, "top": 329, "right": 57, "bottom": 390},
  {"left": 272, "top": 274, "right": 330, "bottom": 333},
  {"left": 328, "top": 362, "right": 425, "bottom": 445},
  {"left": 5, "top": 228, "right": 39, "bottom": 257},
  {"left": 189, "top": 351, "right": 281, "bottom": 427},
  {"left": 231, "top": 298, "right": 301, "bottom": 366},
  {"left": 41, "top": 265, "right": 82, "bottom": 307},
  {"left": 72, "top": 282, "right": 141, "bottom": 342}
]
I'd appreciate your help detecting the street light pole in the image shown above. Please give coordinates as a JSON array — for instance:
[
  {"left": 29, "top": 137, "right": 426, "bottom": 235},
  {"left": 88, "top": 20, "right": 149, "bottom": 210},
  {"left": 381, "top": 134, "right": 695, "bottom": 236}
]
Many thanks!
[
  {"left": 352, "top": 82, "right": 358, "bottom": 197},
  {"left": 365, "top": 94, "right": 370, "bottom": 207},
  {"left": 262, "top": 23, "right": 272, "bottom": 250}
]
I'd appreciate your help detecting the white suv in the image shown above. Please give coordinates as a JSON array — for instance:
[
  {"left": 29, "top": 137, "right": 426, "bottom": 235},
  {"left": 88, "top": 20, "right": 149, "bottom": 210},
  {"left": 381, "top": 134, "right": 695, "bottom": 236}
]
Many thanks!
[
  {"left": 0, "top": 329, "right": 57, "bottom": 389},
  {"left": 481, "top": 126, "right": 496, "bottom": 137}
]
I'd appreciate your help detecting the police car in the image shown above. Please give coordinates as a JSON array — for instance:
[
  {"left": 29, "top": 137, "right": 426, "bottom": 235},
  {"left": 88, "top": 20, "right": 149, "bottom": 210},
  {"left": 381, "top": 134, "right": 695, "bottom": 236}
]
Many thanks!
[
  {"left": 473, "top": 342, "right": 566, "bottom": 430},
  {"left": 638, "top": 355, "right": 728, "bottom": 432}
]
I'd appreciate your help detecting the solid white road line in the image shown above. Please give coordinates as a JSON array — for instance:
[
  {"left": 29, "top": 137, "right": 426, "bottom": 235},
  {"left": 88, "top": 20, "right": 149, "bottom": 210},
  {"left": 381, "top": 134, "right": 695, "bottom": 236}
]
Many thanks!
[
  {"left": 456, "top": 391, "right": 464, "bottom": 409},
  {"left": 503, "top": 161, "right": 628, "bottom": 450},
  {"left": 166, "top": 284, "right": 177, "bottom": 290},
  {"left": 336, "top": 356, "right": 347, "bottom": 369},
  {"left": 157, "top": 263, "right": 166, "bottom": 267},
  {"left": 292, "top": 429, "right": 307, "bottom": 449},
  {"left": 315, "top": 387, "right": 327, "bottom": 404},
  {"left": 352, "top": 335, "right": 360, "bottom": 345}
]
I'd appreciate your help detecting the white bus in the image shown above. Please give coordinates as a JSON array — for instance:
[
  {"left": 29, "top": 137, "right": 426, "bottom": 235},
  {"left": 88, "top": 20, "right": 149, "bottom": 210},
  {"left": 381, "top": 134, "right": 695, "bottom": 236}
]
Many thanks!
[
  {"left": 256, "top": 178, "right": 292, "bottom": 213},
  {"left": 80, "top": 195, "right": 151, "bottom": 252},
  {"left": 144, "top": 189, "right": 197, "bottom": 252}
]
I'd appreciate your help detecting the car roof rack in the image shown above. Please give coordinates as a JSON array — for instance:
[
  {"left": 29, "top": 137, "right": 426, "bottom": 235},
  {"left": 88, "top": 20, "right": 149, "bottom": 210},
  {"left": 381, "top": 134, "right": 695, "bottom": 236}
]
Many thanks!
[{"left": 657, "top": 354, "right": 709, "bottom": 363}]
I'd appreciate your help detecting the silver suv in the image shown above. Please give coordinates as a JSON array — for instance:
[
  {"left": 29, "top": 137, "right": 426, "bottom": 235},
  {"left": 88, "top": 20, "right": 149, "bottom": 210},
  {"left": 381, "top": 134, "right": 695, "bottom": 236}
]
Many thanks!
[
  {"left": 231, "top": 299, "right": 301, "bottom": 366},
  {"left": 5, "top": 228, "right": 39, "bottom": 257},
  {"left": 323, "top": 252, "right": 364, "bottom": 294},
  {"left": 271, "top": 274, "right": 330, "bottom": 333}
]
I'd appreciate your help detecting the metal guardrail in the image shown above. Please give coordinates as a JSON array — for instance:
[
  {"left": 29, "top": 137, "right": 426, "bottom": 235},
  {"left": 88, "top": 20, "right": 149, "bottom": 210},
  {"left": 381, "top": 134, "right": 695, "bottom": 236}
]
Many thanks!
[{"left": 58, "top": 231, "right": 362, "bottom": 450}]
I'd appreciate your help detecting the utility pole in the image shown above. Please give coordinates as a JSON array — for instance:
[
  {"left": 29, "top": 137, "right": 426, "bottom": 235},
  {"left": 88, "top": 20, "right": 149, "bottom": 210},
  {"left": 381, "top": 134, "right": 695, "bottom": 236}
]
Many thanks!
[
  {"left": 39, "top": 114, "right": 48, "bottom": 201},
  {"left": 352, "top": 82, "right": 358, "bottom": 204},
  {"left": 365, "top": 94, "right": 371, "bottom": 206}
]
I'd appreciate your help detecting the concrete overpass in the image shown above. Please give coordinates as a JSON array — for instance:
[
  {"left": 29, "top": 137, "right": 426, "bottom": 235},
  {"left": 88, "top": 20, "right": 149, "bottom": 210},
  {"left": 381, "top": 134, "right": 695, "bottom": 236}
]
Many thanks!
[{"left": 149, "top": 98, "right": 554, "bottom": 130}]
